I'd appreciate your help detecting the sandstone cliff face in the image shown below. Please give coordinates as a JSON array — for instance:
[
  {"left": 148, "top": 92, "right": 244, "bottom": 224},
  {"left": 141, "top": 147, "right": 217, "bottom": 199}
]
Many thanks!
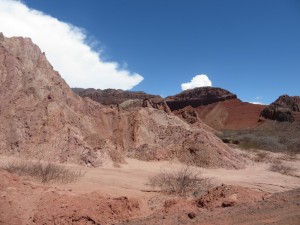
[
  {"left": 260, "top": 95, "right": 300, "bottom": 122},
  {"left": 0, "top": 33, "right": 243, "bottom": 168},
  {"left": 165, "top": 87, "right": 237, "bottom": 111}
]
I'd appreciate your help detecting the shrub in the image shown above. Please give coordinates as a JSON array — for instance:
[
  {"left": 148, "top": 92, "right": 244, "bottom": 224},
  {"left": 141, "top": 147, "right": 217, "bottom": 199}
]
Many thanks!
[
  {"left": 2, "top": 160, "right": 85, "bottom": 184},
  {"left": 239, "top": 137, "right": 261, "bottom": 150},
  {"left": 254, "top": 151, "right": 269, "bottom": 162},
  {"left": 269, "top": 163, "right": 298, "bottom": 177},
  {"left": 219, "top": 129, "right": 300, "bottom": 155},
  {"left": 147, "top": 166, "right": 213, "bottom": 197}
]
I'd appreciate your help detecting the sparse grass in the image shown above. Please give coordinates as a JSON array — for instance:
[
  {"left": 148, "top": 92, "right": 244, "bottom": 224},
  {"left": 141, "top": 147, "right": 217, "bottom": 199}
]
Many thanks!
[
  {"left": 147, "top": 166, "right": 214, "bottom": 197},
  {"left": 269, "top": 162, "right": 298, "bottom": 177},
  {"left": 1, "top": 160, "right": 85, "bottom": 184}
]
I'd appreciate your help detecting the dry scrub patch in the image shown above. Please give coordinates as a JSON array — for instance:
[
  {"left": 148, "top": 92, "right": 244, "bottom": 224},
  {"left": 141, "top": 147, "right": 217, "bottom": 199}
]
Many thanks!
[
  {"left": 1, "top": 160, "right": 85, "bottom": 184},
  {"left": 254, "top": 151, "right": 270, "bottom": 162},
  {"left": 147, "top": 166, "right": 214, "bottom": 197},
  {"left": 269, "top": 162, "right": 299, "bottom": 177}
]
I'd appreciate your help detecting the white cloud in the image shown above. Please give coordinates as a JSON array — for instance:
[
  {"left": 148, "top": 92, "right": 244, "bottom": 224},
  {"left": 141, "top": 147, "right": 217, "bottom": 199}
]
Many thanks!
[
  {"left": 250, "top": 96, "right": 266, "bottom": 105},
  {"left": 181, "top": 74, "right": 212, "bottom": 90},
  {"left": 249, "top": 102, "right": 266, "bottom": 105},
  {"left": 0, "top": 0, "right": 143, "bottom": 90}
]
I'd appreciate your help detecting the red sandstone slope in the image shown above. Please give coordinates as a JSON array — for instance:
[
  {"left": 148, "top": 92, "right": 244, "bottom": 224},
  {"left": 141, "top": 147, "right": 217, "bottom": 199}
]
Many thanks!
[
  {"left": 0, "top": 33, "right": 243, "bottom": 168},
  {"left": 194, "top": 99, "right": 266, "bottom": 130},
  {"left": 167, "top": 88, "right": 266, "bottom": 131}
]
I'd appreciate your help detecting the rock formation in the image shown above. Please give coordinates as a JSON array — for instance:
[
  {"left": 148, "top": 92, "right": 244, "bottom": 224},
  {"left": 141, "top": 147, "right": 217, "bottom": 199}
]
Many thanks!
[
  {"left": 0, "top": 33, "right": 243, "bottom": 168},
  {"left": 74, "top": 85, "right": 267, "bottom": 131},
  {"left": 261, "top": 95, "right": 300, "bottom": 122},
  {"left": 165, "top": 87, "right": 237, "bottom": 111},
  {"left": 72, "top": 88, "right": 163, "bottom": 105},
  {"left": 73, "top": 88, "right": 171, "bottom": 113}
]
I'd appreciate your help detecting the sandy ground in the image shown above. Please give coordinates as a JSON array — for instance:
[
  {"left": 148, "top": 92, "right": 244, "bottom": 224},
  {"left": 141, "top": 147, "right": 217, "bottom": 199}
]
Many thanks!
[
  {"left": 53, "top": 151, "right": 300, "bottom": 196},
  {"left": 1, "top": 150, "right": 299, "bottom": 196},
  {"left": 0, "top": 149, "right": 299, "bottom": 224}
]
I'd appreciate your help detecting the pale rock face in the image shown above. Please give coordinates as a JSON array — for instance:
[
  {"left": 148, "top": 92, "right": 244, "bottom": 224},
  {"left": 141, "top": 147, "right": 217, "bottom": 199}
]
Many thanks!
[
  {"left": 0, "top": 33, "right": 243, "bottom": 168},
  {"left": 0, "top": 34, "right": 108, "bottom": 166}
]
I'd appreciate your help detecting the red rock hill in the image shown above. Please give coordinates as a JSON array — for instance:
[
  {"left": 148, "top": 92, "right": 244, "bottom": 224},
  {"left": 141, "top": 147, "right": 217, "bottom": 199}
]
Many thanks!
[{"left": 0, "top": 33, "right": 243, "bottom": 168}]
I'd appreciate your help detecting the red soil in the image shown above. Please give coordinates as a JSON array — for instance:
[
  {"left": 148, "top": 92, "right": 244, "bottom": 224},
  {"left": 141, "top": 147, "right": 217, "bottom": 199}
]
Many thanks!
[
  {"left": 0, "top": 170, "right": 140, "bottom": 225},
  {"left": 193, "top": 99, "right": 266, "bottom": 130}
]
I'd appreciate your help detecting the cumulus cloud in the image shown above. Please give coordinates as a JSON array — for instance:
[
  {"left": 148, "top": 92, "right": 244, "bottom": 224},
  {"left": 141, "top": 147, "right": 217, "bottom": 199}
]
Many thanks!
[
  {"left": 249, "top": 102, "right": 265, "bottom": 105},
  {"left": 250, "top": 96, "right": 266, "bottom": 105},
  {"left": 181, "top": 74, "right": 212, "bottom": 90},
  {"left": 0, "top": 0, "right": 143, "bottom": 89}
]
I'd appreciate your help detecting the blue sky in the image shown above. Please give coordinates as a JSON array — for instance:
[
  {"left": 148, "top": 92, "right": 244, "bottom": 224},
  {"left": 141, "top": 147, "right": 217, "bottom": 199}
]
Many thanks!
[{"left": 2, "top": 0, "right": 300, "bottom": 104}]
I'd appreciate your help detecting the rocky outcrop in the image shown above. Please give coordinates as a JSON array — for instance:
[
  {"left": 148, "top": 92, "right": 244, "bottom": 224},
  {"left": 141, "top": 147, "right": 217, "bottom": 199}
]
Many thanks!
[
  {"left": 118, "top": 98, "right": 171, "bottom": 113},
  {"left": 72, "top": 88, "right": 163, "bottom": 105},
  {"left": 196, "top": 185, "right": 266, "bottom": 209},
  {"left": 165, "top": 87, "right": 237, "bottom": 111},
  {"left": 0, "top": 34, "right": 243, "bottom": 168},
  {"left": 174, "top": 108, "right": 199, "bottom": 124},
  {"left": 142, "top": 98, "right": 171, "bottom": 113},
  {"left": 261, "top": 95, "right": 300, "bottom": 122},
  {"left": 72, "top": 88, "right": 171, "bottom": 113}
]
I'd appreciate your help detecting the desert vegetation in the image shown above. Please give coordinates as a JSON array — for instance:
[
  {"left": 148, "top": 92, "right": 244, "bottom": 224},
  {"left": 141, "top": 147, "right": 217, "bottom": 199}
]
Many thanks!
[
  {"left": 1, "top": 160, "right": 85, "bottom": 184},
  {"left": 219, "top": 129, "right": 300, "bottom": 155},
  {"left": 147, "top": 166, "right": 213, "bottom": 197},
  {"left": 253, "top": 151, "right": 270, "bottom": 162},
  {"left": 269, "top": 162, "right": 298, "bottom": 178}
]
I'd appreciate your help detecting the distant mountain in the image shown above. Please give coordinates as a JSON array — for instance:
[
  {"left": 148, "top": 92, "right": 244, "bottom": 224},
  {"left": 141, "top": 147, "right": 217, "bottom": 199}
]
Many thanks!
[
  {"left": 165, "top": 87, "right": 237, "bottom": 111},
  {"left": 72, "top": 86, "right": 267, "bottom": 131},
  {"left": 163, "top": 87, "right": 265, "bottom": 130},
  {"left": 72, "top": 88, "right": 163, "bottom": 105}
]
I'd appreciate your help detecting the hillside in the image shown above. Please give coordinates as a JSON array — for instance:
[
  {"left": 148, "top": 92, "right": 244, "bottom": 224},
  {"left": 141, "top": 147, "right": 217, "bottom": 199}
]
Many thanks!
[
  {"left": 74, "top": 86, "right": 266, "bottom": 131},
  {"left": 0, "top": 33, "right": 242, "bottom": 168}
]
